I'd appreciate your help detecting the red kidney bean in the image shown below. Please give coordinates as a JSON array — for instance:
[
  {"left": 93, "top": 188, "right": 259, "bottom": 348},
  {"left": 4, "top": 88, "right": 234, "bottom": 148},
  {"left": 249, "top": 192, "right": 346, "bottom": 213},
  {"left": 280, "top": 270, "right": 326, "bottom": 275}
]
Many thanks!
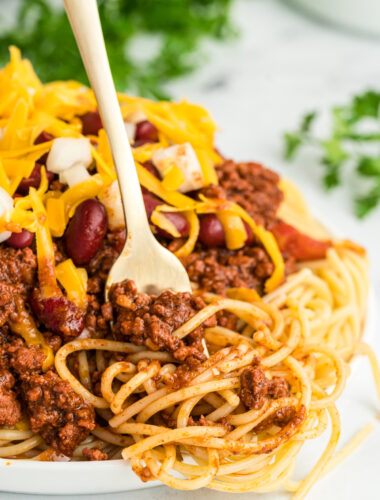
[
  {"left": 34, "top": 131, "right": 54, "bottom": 165},
  {"left": 135, "top": 120, "right": 159, "bottom": 143},
  {"left": 64, "top": 199, "right": 108, "bottom": 266},
  {"left": 198, "top": 214, "right": 225, "bottom": 247},
  {"left": 17, "top": 163, "right": 55, "bottom": 195},
  {"left": 143, "top": 192, "right": 189, "bottom": 239},
  {"left": 6, "top": 229, "right": 34, "bottom": 249},
  {"left": 30, "top": 289, "right": 84, "bottom": 340},
  {"left": 80, "top": 110, "right": 103, "bottom": 136},
  {"left": 142, "top": 161, "right": 160, "bottom": 179},
  {"left": 34, "top": 131, "right": 54, "bottom": 145}
]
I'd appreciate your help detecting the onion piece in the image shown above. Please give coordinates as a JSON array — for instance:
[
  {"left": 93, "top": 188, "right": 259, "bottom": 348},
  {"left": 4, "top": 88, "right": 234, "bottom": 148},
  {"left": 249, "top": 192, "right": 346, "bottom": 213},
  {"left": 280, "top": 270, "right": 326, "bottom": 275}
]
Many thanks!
[
  {"left": 152, "top": 143, "right": 205, "bottom": 193},
  {"left": 47, "top": 137, "right": 92, "bottom": 174},
  {"left": 0, "top": 186, "right": 13, "bottom": 242},
  {"left": 124, "top": 110, "right": 147, "bottom": 124},
  {"left": 98, "top": 180, "right": 124, "bottom": 231},
  {"left": 59, "top": 164, "right": 91, "bottom": 188},
  {"left": 124, "top": 122, "right": 136, "bottom": 141}
]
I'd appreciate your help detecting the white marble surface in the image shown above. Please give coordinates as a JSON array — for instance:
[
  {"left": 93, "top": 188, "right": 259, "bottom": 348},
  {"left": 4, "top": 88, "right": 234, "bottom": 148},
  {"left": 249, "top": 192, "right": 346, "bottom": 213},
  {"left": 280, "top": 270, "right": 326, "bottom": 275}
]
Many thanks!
[{"left": 2, "top": 0, "right": 380, "bottom": 498}]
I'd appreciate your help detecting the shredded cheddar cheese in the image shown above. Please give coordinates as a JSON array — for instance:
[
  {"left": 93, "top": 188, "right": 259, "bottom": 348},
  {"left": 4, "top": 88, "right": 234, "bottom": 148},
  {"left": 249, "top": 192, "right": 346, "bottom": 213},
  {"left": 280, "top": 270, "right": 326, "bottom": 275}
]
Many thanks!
[
  {"left": 46, "top": 197, "right": 66, "bottom": 237},
  {"left": 56, "top": 259, "right": 88, "bottom": 310},
  {"left": 216, "top": 211, "right": 247, "bottom": 250},
  {"left": 0, "top": 47, "right": 285, "bottom": 300}
]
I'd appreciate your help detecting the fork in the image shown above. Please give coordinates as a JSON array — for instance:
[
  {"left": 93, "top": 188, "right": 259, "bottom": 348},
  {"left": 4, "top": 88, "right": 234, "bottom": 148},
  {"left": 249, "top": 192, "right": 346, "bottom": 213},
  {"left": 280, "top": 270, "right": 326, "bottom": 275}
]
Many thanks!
[{"left": 63, "top": 0, "right": 191, "bottom": 298}]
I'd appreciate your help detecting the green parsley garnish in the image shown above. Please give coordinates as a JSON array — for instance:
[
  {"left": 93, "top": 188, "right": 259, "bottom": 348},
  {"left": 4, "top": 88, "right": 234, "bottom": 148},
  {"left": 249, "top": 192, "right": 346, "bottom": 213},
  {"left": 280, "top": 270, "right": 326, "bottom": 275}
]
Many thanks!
[
  {"left": 284, "top": 90, "right": 380, "bottom": 218},
  {"left": 0, "top": 0, "right": 236, "bottom": 100}
]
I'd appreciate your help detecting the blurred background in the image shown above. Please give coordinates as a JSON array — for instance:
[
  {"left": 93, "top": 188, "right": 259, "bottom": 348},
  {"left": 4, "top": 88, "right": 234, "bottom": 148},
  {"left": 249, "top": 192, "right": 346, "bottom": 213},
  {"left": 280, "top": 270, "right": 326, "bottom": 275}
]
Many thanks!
[{"left": 0, "top": 1, "right": 380, "bottom": 498}]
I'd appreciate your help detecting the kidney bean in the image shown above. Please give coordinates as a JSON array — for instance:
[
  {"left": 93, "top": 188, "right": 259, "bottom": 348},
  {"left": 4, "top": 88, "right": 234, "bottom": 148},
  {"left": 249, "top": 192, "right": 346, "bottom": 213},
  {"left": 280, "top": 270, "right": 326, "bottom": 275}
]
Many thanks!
[
  {"left": 30, "top": 289, "right": 84, "bottom": 340},
  {"left": 64, "top": 199, "right": 108, "bottom": 266},
  {"left": 34, "top": 131, "right": 54, "bottom": 145},
  {"left": 142, "top": 161, "right": 160, "bottom": 179},
  {"left": 34, "top": 131, "right": 54, "bottom": 165},
  {"left": 135, "top": 120, "right": 159, "bottom": 143},
  {"left": 143, "top": 192, "right": 189, "bottom": 239},
  {"left": 6, "top": 229, "right": 34, "bottom": 249},
  {"left": 198, "top": 214, "right": 225, "bottom": 247},
  {"left": 80, "top": 110, "right": 103, "bottom": 136},
  {"left": 17, "top": 163, "right": 55, "bottom": 195}
]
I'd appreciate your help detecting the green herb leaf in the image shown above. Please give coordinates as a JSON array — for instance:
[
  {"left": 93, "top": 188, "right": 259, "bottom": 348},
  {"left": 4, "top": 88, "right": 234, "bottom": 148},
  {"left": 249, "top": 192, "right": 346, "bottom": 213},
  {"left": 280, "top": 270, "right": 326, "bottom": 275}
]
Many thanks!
[
  {"left": 300, "top": 111, "right": 317, "bottom": 133},
  {"left": 356, "top": 157, "right": 380, "bottom": 177},
  {"left": 283, "top": 133, "right": 302, "bottom": 161},
  {"left": 355, "top": 182, "right": 380, "bottom": 218},
  {"left": 351, "top": 90, "right": 380, "bottom": 119},
  {"left": 283, "top": 89, "right": 380, "bottom": 218},
  {"left": 0, "top": 0, "right": 236, "bottom": 98}
]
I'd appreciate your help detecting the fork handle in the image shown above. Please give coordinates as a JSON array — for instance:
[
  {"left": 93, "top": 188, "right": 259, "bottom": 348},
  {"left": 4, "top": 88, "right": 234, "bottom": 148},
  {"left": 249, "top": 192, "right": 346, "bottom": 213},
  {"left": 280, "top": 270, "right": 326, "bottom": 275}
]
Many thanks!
[{"left": 64, "top": 0, "right": 153, "bottom": 244}]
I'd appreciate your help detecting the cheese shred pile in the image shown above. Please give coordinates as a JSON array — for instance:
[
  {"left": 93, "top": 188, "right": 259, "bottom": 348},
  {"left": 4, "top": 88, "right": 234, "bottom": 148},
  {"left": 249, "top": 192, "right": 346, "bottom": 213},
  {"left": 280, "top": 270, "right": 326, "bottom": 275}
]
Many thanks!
[{"left": 0, "top": 47, "right": 285, "bottom": 294}]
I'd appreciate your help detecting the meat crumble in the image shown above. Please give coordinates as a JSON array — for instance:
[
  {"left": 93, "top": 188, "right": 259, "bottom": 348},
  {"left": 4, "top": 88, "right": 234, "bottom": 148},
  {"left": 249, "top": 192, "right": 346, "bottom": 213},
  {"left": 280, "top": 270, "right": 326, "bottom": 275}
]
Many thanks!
[
  {"left": 240, "top": 364, "right": 290, "bottom": 410},
  {"left": 201, "top": 159, "right": 283, "bottom": 229},
  {"left": 5, "top": 338, "right": 95, "bottom": 457},
  {"left": 110, "top": 279, "right": 216, "bottom": 364}
]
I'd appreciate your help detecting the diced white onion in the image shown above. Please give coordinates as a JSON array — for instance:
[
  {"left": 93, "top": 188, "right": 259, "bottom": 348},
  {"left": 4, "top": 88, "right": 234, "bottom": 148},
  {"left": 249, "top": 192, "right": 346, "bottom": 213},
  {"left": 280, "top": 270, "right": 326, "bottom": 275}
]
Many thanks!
[
  {"left": 47, "top": 137, "right": 92, "bottom": 174},
  {"left": 0, "top": 187, "right": 14, "bottom": 243},
  {"left": 124, "top": 122, "right": 136, "bottom": 141},
  {"left": 124, "top": 110, "right": 147, "bottom": 124},
  {"left": 0, "top": 186, "right": 13, "bottom": 214},
  {"left": 0, "top": 231, "right": 11, "bottom": 243},
  {"left": 98, "top": 180, "right": 125, "bottom": 231},
  {"left": 152, "top": 143, "right": 205, "bottom": 193},
  {"left": 59, "top": 164, "right": 91, "bottom": 188}
]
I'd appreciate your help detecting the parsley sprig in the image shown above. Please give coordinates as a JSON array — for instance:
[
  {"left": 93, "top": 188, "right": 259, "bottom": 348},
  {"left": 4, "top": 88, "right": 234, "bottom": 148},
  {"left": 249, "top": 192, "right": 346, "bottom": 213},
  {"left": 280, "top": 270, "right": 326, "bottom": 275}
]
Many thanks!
[
  {"left": 284, "top": 91, "right": 380, "bottom": 218},
  {"left": 0, "top": 0, "right": 236, "bottom": 100}
]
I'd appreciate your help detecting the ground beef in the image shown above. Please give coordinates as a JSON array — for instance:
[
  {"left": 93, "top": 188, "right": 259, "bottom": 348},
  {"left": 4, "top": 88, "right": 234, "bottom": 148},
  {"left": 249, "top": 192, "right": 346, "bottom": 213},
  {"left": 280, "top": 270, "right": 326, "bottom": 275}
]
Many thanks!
[
  {"left": 0, "top": 247, "right": 37, "bottom": 290},
  {"left": 82, "top": 447, "right": 108, "bottom": 461},
  {"left": 188, "top": 415, "right": 233, "bottom": 432},
  {"left": 0, "top": 247, "right": 37, "bottom": 326},
  {"left": 110, "top": 279, "right": 216, "bottom": 364},
  {"left": 7, "top": 339, "right": 47, "bottom": 373},
  {"left": 86, "top": 235, "right": 119, "bottom": 284},
  {"left": 84, "top": 231, "right": 121, "bottom": 335},
  {"left": 239, "top": 364, "right": 290, "bottom": 411},
  {"left": 20, "top": 371, "right": 95, "bottom": 456},
  {"left": 0, "top": 343, "right": 22, "bottom": 427},
  {"left": 181, "top": 245, "right": 275, "bottom": 295},
  {"left": 7, "top": 339, "right": 95, "bottom": 457},
  {"left": 201, "top": 160, "right": 283, "bottom": 230}
]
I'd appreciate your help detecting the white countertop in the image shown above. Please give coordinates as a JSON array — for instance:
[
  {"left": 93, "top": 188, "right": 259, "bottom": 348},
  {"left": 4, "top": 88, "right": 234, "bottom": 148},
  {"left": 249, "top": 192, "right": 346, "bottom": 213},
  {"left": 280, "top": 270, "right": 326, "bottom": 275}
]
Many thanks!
[{"left": 2, "top": 0, "right": 380, "bottom": 498}]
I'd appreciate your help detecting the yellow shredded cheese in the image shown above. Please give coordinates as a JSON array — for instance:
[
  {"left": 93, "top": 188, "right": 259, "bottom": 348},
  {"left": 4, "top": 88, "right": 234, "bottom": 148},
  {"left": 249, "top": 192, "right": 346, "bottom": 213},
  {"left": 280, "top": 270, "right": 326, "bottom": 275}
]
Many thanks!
[
  {"left": 60, "top": 174, "right": 104, "bottom": 218},
  {"left": 216, "top": 211, "right": 247, "bottom": 250},
  {"left": 174, "top": 210, "right": 200, "bottom": 258},
  {"left": 151, "top": 209, "right": 181, "bottom": 238},
  {"left": 226, "top": 287, "right": 262, "bottom": 303},
  {"left": 161, "top": 165, "right": 185, "bottom": 191},
  {"left": 136, "top": 162, "right": 196, "bottom": 209},
  {"left": 56, "top": 259, "right": 88, "bottom": 310},
  {"left": 29, "top": 170, "right": 60, "bottom": 298},
  {"left": 46, "top": 197, "right": 66, "bottom": 237}
]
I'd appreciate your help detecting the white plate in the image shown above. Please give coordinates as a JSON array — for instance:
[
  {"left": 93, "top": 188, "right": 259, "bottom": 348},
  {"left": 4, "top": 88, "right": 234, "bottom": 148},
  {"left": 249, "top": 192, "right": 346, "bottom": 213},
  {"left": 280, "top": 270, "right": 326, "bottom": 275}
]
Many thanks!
[{"left": 0, "top": 288, "right": 376, "bottom": 495}]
